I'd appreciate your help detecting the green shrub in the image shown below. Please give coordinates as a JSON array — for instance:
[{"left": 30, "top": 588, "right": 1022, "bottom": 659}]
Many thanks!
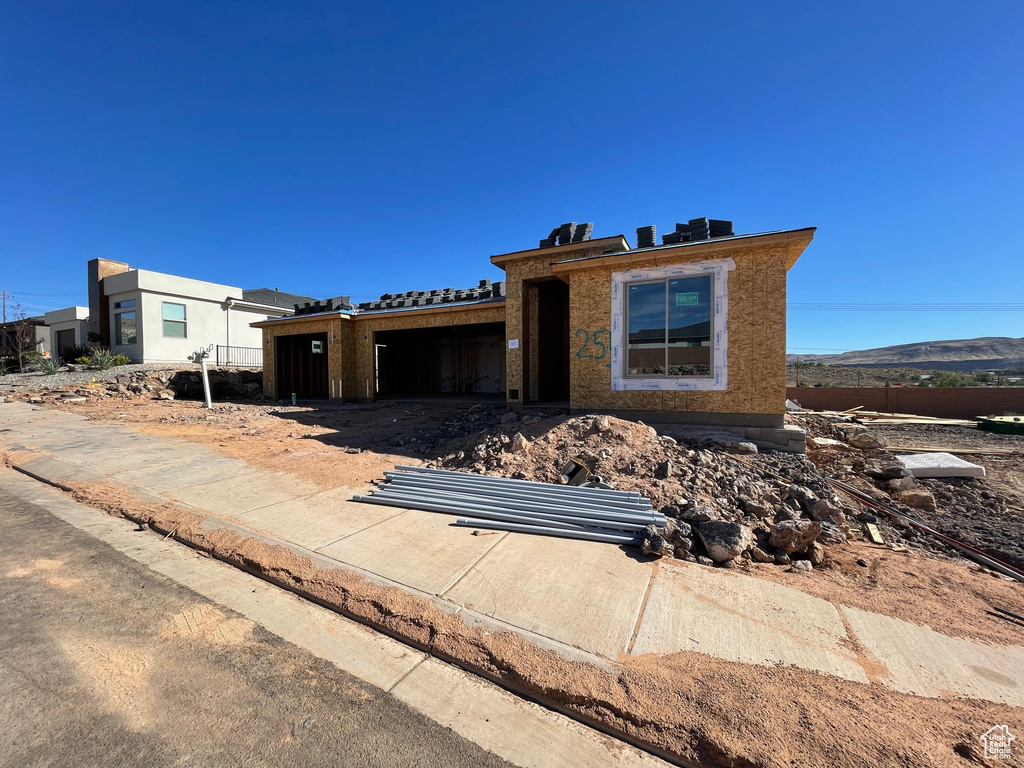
[
  {"left": 61, "top": 344, "right": 92, "bottom": 362},
  {"left": 75, "top": 356, "right": 92, "bottom": 365},
  {"left": 37, "top": 357, "right": 64, "bottom": 375},
  {"left": 82, "top": 347, "right": 132, "bottom": 370}
]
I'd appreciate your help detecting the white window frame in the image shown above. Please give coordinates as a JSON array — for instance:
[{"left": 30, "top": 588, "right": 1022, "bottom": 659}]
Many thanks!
[
  {"left": 610, "top": 257, "right": 734, "bottom": 391},
  {"left": 162, "top": 301, "right": 188, "bottom": 339}
]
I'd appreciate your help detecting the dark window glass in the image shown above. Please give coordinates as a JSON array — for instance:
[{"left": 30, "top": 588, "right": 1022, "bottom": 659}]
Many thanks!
[
  {"left": 626, "top": 275, "right": 712, "bottom": 377},
  {"left": 115, "top": 312, "right": 136, "bottom": 345}
]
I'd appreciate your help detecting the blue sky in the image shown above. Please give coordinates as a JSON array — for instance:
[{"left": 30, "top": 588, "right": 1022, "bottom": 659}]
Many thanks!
[{"left": 1, "top": 1, "right": 1021, "bottom": 353}]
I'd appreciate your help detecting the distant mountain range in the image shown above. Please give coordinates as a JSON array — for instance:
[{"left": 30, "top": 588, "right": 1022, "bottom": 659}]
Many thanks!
[{"left": 787, "top": 336, "right": 1024, "bottom": 371}]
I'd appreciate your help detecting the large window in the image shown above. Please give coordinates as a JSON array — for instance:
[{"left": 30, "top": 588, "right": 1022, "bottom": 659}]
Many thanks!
[
  {"left": 626, "top": 274, "right": 712, "bottom": 377},
  {"left": 115, "top": 311, "right": 136, "bottom": 345},
  {"left": 162, "top": 302, "right": 187, "bottom": 338}
]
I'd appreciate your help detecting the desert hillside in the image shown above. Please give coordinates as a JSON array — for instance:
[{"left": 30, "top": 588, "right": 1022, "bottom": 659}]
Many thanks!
[{"left": 787, "top": 336, "right": 1024, "bottom": 370}]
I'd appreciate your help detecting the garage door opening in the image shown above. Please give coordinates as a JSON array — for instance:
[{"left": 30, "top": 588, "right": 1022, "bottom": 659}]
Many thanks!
[
  {"left": 276, "top": 332, "right": 329, "bottom": 400},
  {"left": 374, "top": 322, "right": 505, "bottom": 400}
]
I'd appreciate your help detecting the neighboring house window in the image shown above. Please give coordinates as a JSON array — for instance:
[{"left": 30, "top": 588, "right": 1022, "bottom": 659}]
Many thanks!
[
  {"left": 610, "top": 257, "right": 735, "bottom": 391},
  {"left": 162, "top": 302, "right": 187, "bottom": 338},
  {"left": 626, "top": 274, "right": 713, "bottom": 377},
  {"left": 115, "top": 311, "right": 137, "bottom": 345}
]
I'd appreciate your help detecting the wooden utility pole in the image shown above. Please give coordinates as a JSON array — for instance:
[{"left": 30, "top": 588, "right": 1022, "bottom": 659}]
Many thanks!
[{"left": 2, "top": 289, "right": 7, "bottom": 323}]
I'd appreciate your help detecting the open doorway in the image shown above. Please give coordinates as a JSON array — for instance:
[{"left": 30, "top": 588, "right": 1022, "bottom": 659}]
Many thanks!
[
  {"left": 276, "top": 332, "right": 329, "bottom": 399},
  {"left": 536, "top": 280, "right": 570, "bottom": 403},
  {"left": 373, "top": 321, "right": 506, "bottom": 399}
]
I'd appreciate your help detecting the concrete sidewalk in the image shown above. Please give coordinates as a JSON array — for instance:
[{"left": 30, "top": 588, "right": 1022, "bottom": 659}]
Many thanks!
[{"left": 2, "top": 400, "right": 1023, "bottom": 707}]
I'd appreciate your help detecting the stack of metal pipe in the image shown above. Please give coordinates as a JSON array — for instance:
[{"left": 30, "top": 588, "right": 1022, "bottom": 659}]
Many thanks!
[{"left": 352, "top": 465, "right": 664, "bottom": 547}]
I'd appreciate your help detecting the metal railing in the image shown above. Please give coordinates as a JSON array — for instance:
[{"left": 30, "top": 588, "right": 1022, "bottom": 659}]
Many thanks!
[{"left": 215, "top": 345, "right": 263, "bottom": 368}]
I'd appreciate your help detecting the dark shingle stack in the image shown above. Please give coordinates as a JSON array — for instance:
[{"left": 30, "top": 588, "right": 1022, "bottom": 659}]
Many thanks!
[
  {"left": 539, "top": 222, "right": 594, "bottom": 248},
  {"left": 662, "top": 218, "right": 734, "bottom": 244},
  {"left": 636, "top": 225, "right": 657, "bottom": 248},
  {"left": 355, "top": 281, "right": 506, "bottom": 311}
]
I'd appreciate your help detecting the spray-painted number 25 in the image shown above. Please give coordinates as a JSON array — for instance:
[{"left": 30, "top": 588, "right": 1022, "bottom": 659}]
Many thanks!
[{"left": 575, "top": 329, "right": 609, "bottom": 361}]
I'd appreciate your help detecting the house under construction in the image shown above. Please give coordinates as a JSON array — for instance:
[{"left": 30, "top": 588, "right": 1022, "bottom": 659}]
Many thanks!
[{"left": 253, "top": 218, "right": 814, "bottom": 439}]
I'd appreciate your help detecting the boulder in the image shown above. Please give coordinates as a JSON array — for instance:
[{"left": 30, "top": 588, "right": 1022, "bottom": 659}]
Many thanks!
[
  {"left": 807, "top": 541, "right": 826, "bottom": 566},
  {"left": 769, "top": 519, "right": 821, "bottom": 554},
  {"left": 887, "top": 476, "right": 917, "bottom": 492},
  {"left": 849, "top": 430, "right": 887, "bottom": 450},
  {"left": 509, "top": 433, "right": 529, "bottom": 454},
  {"left": 696, "top": 521, "right": 755, "bottom": 563},
  {"left": 809, "top": 499, "right": 842, "bottom": 522},
  {"left": 786, "top": 484, "right": 819, "bottom": 512},
  {"left": 817, "top": 520, "right": 847, "bottom": 546},
  {"left": 899, "top": 488, "right": 937, "bottom": 514},
  {"left": 641, "top": 535, "right": 673, "bottom": 558},
  {"left": 788, "top": 560, "right": 813, "bottom": 574},
  {"left": 750, "top": 546, "right": 774, "bottom": 563},
  {"left": 682, "top": 505, "right": 720, "bottom": 524},
  {"left": 743, "top": 500, "right": 774, "bottom": 519}
]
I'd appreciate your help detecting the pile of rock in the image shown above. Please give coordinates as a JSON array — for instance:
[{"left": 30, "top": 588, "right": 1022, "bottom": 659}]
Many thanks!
[
  {"left": 435, "top": 412, "right": 868, "bottom": 572},
  {"left": 5, "top": 367, "right": 263, "bottom": 404},
  {"left": 643, "top": 475, "right": 854, "bottom": 572}
]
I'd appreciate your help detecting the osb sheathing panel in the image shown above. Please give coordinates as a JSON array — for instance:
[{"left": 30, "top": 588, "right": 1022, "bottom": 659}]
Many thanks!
[
  {"left": 350, "top": 305, "right": 506, "bottom": 400},
  {"left": 261, "top": 316, "right": 348, "bottom": 400},
  {"left": 567, "top": 244, "right": 789, "bottom": 416}
]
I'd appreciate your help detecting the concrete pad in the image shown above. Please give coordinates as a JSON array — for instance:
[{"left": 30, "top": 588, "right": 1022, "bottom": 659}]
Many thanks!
[
  {"left": 898, "top": 452, "right": 986, "bottom": 478},
  {"left": 445, "top": 534, "right": 652, "bottom": 658},
  {"left": 630, "top": 562, "right": 869, "bottom": 682},
  {"left": 841, "top": 606, "right": 1024, "bottom": 706},
  {"left": 111, "top": 455, "right": 258, "bottom": 492},
  {"left": 235, "top": 488, "right": 403, "bottom": 550},
  {"left": 318, "top": 509, "right": 506, "bottom": 594},
  {"left": 164, "top": 470, "right": 320, "bottom": 515},
  {"left": 391, "top": 657, "right": 670, "bottom": 768}
]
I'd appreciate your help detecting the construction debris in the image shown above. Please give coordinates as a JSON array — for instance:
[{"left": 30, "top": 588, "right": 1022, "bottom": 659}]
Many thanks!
[
  {"left": 897, "top": 452, "right": 987, "bottom": 478},
  {"left": 353, "top": 465, "right": 663, "bottom": 546}
]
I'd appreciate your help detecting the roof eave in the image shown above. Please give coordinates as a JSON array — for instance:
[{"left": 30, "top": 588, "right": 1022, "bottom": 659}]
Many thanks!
[{"left": 489, "top": 235, "right": 630, "bottom": 268}]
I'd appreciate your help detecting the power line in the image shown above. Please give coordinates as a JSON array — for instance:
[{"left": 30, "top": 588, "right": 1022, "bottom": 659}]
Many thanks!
[{"left": 788, "top": 303, "right": 1024, "bottom": 311}]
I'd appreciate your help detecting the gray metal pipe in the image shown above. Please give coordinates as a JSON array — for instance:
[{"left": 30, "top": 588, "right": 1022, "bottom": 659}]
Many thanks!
[
  {"left": 358, "top": 494, "right": 640, "bottom": 533},
  {"left": 365, "top": 489, "right": 658, "bottom": 532},
  {"left": 379, "top": 486, "right": 663, "bottom": 525},
  {"left": 454, "top": 517, "right": 643, "bottom": 546},
  {"left": 374, "top": 484, "right": 664, "bottom": 526},
  {"left": 383, "top": 474, "right": 656, "bottom": 514},
  {"left": 393, "top": 466, "right": 645, "bottom": 501},
  {"left": 385, "top": 473, "right": 655, "bottom": 514},
  {"left": 393, "top": 465, "right": 644, "bottom": 501}
]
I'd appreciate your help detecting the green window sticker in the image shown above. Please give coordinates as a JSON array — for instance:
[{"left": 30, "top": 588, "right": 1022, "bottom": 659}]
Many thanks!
[{"left": 675, "top": 292, "right": 699, "bottom": 306}]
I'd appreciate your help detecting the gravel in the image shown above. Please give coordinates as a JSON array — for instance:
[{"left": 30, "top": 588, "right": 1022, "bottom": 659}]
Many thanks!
[{"left": 0, "top": 363, "right": 190, "bottom": 393}]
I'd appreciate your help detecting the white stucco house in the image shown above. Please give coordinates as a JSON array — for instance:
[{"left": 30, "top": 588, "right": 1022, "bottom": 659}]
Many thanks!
[
  {"left": 98, "top": 267, "right": 312, "bottom": 364},
  {"left": 43, "top": 306, "right": 90, "bottom": 359}
]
